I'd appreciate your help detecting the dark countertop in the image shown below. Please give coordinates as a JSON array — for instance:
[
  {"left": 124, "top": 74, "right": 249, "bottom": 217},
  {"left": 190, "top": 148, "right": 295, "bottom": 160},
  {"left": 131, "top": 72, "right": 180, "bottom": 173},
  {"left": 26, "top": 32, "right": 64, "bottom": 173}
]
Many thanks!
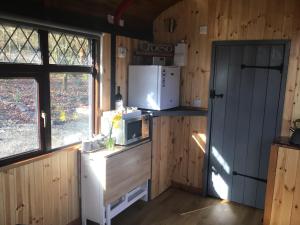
[
  {"left": 141, "top": 106, "right": 208, "bottom": 117},
  {"left": 274, "top": 136, "right": 300, "bottom": 150}
]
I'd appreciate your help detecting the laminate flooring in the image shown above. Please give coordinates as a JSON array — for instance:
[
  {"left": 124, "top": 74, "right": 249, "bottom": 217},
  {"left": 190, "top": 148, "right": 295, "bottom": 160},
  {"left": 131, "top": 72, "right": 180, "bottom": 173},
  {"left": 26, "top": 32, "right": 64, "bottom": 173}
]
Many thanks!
[{"left": 112, "top": 188, "right": 263, "bottom": 225}]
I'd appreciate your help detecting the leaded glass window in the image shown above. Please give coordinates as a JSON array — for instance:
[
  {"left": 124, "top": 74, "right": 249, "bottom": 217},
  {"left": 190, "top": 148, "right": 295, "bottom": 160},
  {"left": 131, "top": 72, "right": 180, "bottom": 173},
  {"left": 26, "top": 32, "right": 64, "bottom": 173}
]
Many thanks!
[
  {"left": 48, "top": 32, "right": 92, "bottom": 66},
  {"left": 0, "top": 20, "right": 99, "bottom": 165},
  {"left": 0, "top": 23, "right": 41, "bottom": 64}
]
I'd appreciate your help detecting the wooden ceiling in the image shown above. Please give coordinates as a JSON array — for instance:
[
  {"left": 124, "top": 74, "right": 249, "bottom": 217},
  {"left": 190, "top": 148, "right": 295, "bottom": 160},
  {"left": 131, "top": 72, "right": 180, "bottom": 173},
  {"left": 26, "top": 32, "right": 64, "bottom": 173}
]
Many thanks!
[{"left": 0, "top": 0, "right": 181, "bottom": 38}]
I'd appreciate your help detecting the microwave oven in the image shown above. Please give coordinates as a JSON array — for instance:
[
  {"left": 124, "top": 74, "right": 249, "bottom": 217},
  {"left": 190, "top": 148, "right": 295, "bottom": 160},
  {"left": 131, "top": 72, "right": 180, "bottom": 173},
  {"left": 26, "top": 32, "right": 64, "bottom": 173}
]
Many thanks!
[{"left": 101, "top": 110, "right": 150, "bottom": 146}]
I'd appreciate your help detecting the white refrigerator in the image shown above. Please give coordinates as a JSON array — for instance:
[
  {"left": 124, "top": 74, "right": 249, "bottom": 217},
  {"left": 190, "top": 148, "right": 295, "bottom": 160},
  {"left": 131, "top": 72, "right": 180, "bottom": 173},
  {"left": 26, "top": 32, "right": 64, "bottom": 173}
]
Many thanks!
[{"left": 128, "top": 65, "right": 180, "bottom": 110}]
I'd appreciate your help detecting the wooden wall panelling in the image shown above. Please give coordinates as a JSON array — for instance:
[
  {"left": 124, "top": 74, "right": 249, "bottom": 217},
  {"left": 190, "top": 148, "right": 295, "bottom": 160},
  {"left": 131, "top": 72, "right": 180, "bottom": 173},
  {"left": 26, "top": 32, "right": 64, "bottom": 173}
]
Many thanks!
[
  {"left": 263, "top": 145, "right": 279, "bottom": 225},
  {"left": 68, "top": 150, "right": 79, "bottom": 222},
  {"left": 290, "top": 149, "right": 300, "bottom": 225},
  {"left": 171, "top": 117, "right": 190, "bottom": 185},
  {"left": 153, "top": 0, "right": 300, "bottom": 192},
  {"left": 15, "top": 165, "right": 27, "bottom": 224},
  {"left": 6, "top": 169, "right": 16, "bottom": 225},
  {"left": 264, "top": 146, "right": 300, "bottom": 225},
  {"left": 151, "top": 117, "right": 160, "bottom": 198},
  {"left": 0, "top": 171, "right": 5, "bottom": 225},
  {"left": 0, "top": 150, "right": 79, "bottom": 225},
  {"left": 52, "top": 154, "right": 61, "bottom": 225},
  {"left": 101, "top": 33, "right": 112, "bottom": 112},
  {"left": 154, "top": 0, "right": 300, "bottom": 133},
  {"left": 60, "top": 152, "right": 69, "bottom": 225},
  {"left": 33, "top": 160, "right": 44, "bottom": 225},
  {"left": 101, "top": 34, "right": 141, "bottom": 112},
  {"left": 43, "top": 157, "right": 53, "bottom": 225},
  {"left": 269, "top": 148, "right": 299, "bottom": 225},
  {"left": 151, "top": 117, "right": 174, "bottom": 199},
  {"left": 188, "top": 116, "right": 206, "bottom": 189},
  {"left": 170, "top": 116, "right": 206, "bottom": 190},
  {"left": 158, "top": 117, "right": 173, "bottom": 193},
  {"left": 151, "top": 116, "right": 206, "bottom": 195},
  {"left": 283, "top": 0, "right": 300, "bottom": 135},
  {"left": 115, "top": 36, "right": 140, "bottom": 106}
]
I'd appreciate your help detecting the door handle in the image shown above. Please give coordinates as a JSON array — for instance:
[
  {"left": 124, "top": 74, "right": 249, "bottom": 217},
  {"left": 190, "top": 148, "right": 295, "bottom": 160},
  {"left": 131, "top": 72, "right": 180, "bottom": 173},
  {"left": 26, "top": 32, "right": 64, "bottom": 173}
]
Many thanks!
[
  {"left": 211, "top": 166, "right": 218, "bottom": 175},
  {"left": 41, "top": 111, "right": 47, "bottom": 128},
  {"left": 210, "top": 90, "right": 224, "bottom": 99}
]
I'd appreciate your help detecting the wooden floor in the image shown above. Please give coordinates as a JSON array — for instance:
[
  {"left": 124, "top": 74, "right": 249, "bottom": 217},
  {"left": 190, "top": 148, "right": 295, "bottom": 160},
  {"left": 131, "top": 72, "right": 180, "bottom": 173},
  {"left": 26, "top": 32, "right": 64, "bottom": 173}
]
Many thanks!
[{"left": 112, "top": 188, "right": 263, "bottom": 225}]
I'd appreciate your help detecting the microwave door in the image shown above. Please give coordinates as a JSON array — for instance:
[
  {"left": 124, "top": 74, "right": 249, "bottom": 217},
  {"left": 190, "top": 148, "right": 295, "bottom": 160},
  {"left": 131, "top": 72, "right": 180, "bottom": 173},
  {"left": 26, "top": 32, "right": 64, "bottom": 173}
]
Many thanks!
[{"left": 126, "top": 119, "right": 143, "bottom": 144}]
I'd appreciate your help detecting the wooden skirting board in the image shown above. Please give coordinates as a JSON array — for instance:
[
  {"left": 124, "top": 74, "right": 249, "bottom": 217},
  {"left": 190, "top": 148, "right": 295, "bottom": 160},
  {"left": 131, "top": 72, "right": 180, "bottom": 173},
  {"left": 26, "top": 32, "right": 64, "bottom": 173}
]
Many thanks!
[
  {"left": 67, "top": 218, "right": 81, "bottom": 225},
  {"left": 171, "top": 181, "right": 202, "bottom": 194}
]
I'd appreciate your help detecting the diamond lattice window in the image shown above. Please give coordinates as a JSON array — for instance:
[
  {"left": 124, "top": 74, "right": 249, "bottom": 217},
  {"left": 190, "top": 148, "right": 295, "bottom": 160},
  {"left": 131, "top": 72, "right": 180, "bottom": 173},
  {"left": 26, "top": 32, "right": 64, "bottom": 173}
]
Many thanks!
[
  {"left": 0, "top": 23, "right": 41, "bottom": 64},
  {"left": 49, "top": 32, "right": 92, "bottom": 66}
]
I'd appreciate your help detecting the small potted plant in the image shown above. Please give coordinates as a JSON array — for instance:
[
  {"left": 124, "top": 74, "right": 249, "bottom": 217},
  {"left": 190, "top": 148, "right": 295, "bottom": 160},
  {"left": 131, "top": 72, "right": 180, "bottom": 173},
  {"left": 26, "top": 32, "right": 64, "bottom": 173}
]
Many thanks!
[{"left": 106, "top": 113, "right": 122, "bottom": 150}]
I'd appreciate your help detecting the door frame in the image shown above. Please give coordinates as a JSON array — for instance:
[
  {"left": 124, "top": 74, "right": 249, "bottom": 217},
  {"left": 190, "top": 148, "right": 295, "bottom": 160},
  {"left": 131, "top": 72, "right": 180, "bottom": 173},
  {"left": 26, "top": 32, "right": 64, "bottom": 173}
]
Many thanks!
[{"left": 202, "top": 40, "right": 291, "bottom": 197}]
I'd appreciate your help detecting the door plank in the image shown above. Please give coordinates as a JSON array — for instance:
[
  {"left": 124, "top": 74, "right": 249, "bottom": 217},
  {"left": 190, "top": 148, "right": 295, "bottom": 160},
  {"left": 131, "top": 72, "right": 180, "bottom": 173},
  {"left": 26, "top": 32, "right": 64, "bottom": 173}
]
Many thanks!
[
  {"left": 221, "top": 45, "right": 243, "bottom": 200},
  {"left": 256, "top": 45, "right": 284, "bottom": 208},
  {"left": 243, "top": 46, "right": 270, "bottom": 208},
  {"left": 231, "top": 45, "right": 257, "bottom": 204},
  {"left": 208, "top": 45, "right": 230, "bottom": 199}
]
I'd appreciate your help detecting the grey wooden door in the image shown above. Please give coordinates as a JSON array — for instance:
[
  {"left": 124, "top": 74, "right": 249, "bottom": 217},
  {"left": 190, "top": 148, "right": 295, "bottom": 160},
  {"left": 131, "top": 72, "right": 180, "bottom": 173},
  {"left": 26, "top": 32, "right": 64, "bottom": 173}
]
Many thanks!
[{"left": 207, "top": 41, "right": 289, "bottom": 209}]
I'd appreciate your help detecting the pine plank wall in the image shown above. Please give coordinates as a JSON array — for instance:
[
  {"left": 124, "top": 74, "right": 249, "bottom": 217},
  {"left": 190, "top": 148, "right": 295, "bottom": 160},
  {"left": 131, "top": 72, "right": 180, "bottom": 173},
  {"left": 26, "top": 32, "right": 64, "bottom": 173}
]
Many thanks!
[
  {"left": 2, "top": 0, "right": 300, "bottom": 224},
  {"left": 151, "top": 0, "right": 300, "bottom": 196},
  {"left": 0, "top": 148, "right": 80, "bottom": 225}
]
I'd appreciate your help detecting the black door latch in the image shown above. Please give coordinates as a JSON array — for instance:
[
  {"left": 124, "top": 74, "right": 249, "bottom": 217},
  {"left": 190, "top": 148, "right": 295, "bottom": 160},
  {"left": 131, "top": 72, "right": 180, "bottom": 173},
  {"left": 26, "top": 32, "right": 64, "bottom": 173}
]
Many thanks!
[
  {"left": 210, "top": 90, "right": 224, "bottom": 99},
  {"left": 233, "top": 171, "right": 267, "bottom": 183}
]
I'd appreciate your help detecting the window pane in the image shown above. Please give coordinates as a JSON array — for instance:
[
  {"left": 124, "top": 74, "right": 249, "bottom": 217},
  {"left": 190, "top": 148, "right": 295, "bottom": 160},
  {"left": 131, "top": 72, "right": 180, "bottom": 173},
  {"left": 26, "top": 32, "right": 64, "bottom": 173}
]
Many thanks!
[
  {"left": 50, "top": 73, "right": 91, "bottom": 148},
  {"left": 0, "top": 79, "right": 40, "bottom": 159},
  {"left": 49, "top": 32, "right": 92, "bottom": 66},
  {"left": 0, "top": 23, "right": 41, "bottom": 64}
]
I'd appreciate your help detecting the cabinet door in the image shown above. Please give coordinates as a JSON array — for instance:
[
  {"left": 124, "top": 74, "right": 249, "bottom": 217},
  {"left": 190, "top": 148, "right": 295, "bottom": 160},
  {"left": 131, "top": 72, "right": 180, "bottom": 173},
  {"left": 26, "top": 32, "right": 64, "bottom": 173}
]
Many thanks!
[
  {"left": 81, "top": 155, "right": 105, "bottom": 224},
  {"left": 104, "top": 142, "right": 151, "bottom": 205}
]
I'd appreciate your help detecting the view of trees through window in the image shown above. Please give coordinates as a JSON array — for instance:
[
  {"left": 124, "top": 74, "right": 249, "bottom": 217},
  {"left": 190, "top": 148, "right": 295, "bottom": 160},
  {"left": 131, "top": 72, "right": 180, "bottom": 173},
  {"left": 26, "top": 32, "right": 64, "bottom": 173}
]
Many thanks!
[
  {"left": 0, "top": 79, "right": 39, "bottom": 158},
  {"left": 0, "top": 21, "right": 96, "bottom": 161},
  {"left": 50, "top": 73, "right": 91, "bottom": 148}
]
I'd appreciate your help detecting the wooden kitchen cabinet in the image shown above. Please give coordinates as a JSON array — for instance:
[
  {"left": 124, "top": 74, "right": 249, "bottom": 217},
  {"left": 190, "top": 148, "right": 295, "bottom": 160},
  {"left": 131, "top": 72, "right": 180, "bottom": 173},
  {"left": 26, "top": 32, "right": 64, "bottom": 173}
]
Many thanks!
[
  {"left": 81, "top": 141, "right": 151, "bottom": 225},
  {"left": 264, "top": 142, "right": 300, "bottom": 225}
]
